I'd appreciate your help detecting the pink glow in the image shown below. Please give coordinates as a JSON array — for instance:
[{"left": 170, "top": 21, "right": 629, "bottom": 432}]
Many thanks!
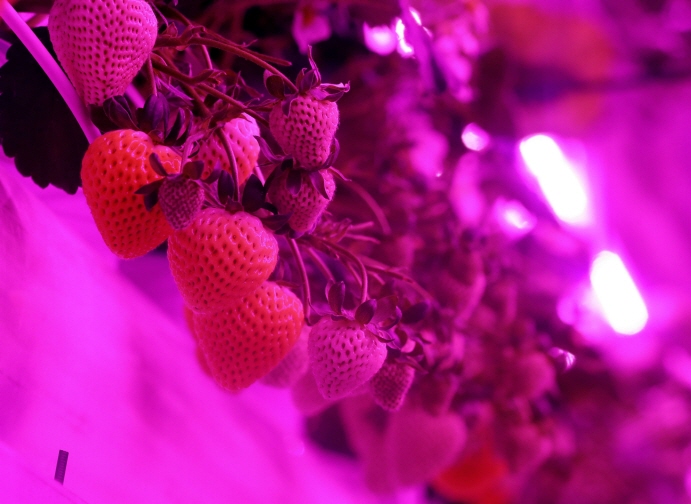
[
  {"left": 493, "top": 198, "right": 536, "bottom": 238},
  {"left": 394, "top": 18, "right": 414, "bottom": 57},
  {"left": 363, "top": 23, "right": 397, "bottom": 55},
  {"left": 590, "top": 251, "right": 649, "bottom": 335},
  {"left": 519, "top": 134, "right": 591, "bottom": 227},
  {"left": 461, "top": 123, "right": 490, "bottom": 151},
  {"left": 548, "top": 347, "right": 576, "bottom": 370}
]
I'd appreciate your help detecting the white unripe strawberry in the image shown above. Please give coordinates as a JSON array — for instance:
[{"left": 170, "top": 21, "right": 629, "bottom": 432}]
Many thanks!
[
  {"left": 48, "top": 0, "right": 158, "bottom": 106},
  {"left": 269, "top": 95, "right": 339, "bottom": 169},
  {"left": 196, "top": 115, "right": 260, "bottom": 185},
  {"left": 267, "top": 168, "right": 336, "bottom": 233},
  {"left": 262, "top": 326, "right": 310, "bottom": 388},
  {"left": 369, "top": 360, "right": 415, "bottom": 412},
  {"left": 308, "top": 317, "right": 387, "bottom": 400}
]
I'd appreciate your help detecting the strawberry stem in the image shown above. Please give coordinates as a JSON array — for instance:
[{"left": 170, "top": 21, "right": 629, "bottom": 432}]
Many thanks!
[
  {"left": 216, "top": 128, "right": 241, "bottom": 201},
  {"left": 146, "top": 58, "right": 157, "bottom": 96},
  {"left": 0, "top": 1, "right": 100, "bottom": 143},
  {"left": 289, "top": 238, "right": 311, "bottom": 321},
  {"left": 306, "top": 248, "right": 335, "bottom": 283},
  {"left": 304, "top": 236, "right": 369, "bottom": 304},
  {"left": 344, "top": 180, "right": 392, "bottom": 236}
]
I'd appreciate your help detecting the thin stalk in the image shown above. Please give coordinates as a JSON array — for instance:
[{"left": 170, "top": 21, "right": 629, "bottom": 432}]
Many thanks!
[
  {"left": 364, "top": 262, "right": 433, "bottom": 301},
  {"left": 0, "top": 2, "right": 100, "bottom": 143},
  {"left": 146, "top": 58, "right": 157, "bottom": 96},
  {"left": 186, "top": 36, "right": 297, "bottom": 93},
  {"left": 289, "top": 238, "right": 311, "bottom": 321},
  {"left": 306, "top": 248, "right": 335, "bottom": 282},
  {"left": 305, "top": 236, "right": 368, "bottom": 304},
  {"left": 216, "top": 128, "right": 241, "bottom": 201},
  {"left": 345, "top": 180, "right": 392, "bottom": 235}
]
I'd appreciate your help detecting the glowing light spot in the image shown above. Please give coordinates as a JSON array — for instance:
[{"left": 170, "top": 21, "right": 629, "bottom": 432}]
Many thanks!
[
  {"left": 590, "top": 251, "right": 648, "bottom": 335},
  {"left": 519, "top": 134, "right": 590, "bottom": 226},
  {"left": 493, "top": 198, "right": 536, "bottom": 238},
  {"left": 394, "top": 18, "right": 414, "bottom": 57},
  {"left": 410, "top": 8, "right": 422, "bottom": 25},
  {"left": 461, "top": 123, "right": 490, "bottom": 152},
  {"left": 363, "top": 23, "right": 397, "bottom": 56},
  {"left": 548, "top": 347, "right": 576, "bottom": 370}
]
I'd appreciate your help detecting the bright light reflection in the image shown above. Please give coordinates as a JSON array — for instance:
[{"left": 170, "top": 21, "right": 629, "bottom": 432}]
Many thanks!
[
  {"left": 590, "top": 251, "right": 648, "bottom": 335},
  {"left": 548, "top": 348, "right": 576, "bottom": 370},
  {"left": 494, "top": 198, "right": 536, "bottom": 239},
  {"left": 519, "top": 134, "right": 590, "bottom": 226},
  {"left": 461, "top": 123, "right": 490, "bottom": 151},
  {"left": 394, "top": 18, "right": 414, "bottom": 57},
  {"left": 363, "top": 23, "right": 397, "bottom": 56}
]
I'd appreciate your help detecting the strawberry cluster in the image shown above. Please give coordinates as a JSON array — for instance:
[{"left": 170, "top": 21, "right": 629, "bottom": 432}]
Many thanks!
[{"left": 41, "top": 0, "right": 589, "bottom": 501}]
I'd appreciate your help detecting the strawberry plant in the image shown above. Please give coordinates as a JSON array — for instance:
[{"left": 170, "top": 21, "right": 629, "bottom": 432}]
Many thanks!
[{"left": 0, "top": 1, "right": 661, "bottom": 503}]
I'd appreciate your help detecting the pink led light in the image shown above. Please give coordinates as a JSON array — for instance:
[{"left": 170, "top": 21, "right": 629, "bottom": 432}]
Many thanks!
[
  {"left": 461, "top": 123, "right": 490, "bottom": 151},
  {"left": 590, "top": 251, "right": 648, "bottom": 335},
  {"left": 519, "top": 134, "right": 590, "bottom": 226},
  {"left": 363, "top": 23, "right": 397, "bottom": 56},
  {"left": 493, "top": 198, "right": 536, "bottom": 238},
  {"left": 394, "top": 18, "right": 414, "bottom": 57}
]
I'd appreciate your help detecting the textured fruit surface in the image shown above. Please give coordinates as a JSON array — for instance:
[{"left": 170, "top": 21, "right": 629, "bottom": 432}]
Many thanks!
[
  {"left": 340, "top": 394, "right": 395, "bottom": 493},
  {"left": 197, "top": 115, "right": 260, "bottom": 183},
  {"left": 267, "top": 169, "right": 336, "bottom": 232},
  {"left": 48, "top": 0, "right": 157, "bottom": 105},
  {"left": 291, "top": 370, "right": 332, "bottom": 416},
  {"left": 269, "top": 95, "right": 338, "bottom": 168},
  {"left": 308, "top": 317, "right": 387, "bottom": 400},
  {"left": 81, "top": 130, "right": 181, "bottom": 259},
  {"left": 168, "top": 209, "right": 278, "bottom": 313},
  {"left": 369, "top": 360, "right": 415, "bottom": 412},
  {"left": 386, "top": 407, "right": 467, "bottom": 487},
  {"left": 193, "top": 282, "right": 304, "bottom": 391},
  {"left": 262, "top": 325, "right": 309, "bottom": 388},
  {"left": 158, "top": 177, "right": 205, "bottom": 230}
]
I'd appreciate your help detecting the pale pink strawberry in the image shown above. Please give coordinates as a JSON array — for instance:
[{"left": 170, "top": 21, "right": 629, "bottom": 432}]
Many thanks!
[
  {"left": 369, "top": 360, "right": 415, "bottom": 412},
  {"left": 417, "top": 373, "right": 460, "bottom": 416},
  {"left": 158, "top": 177, "right": 205, "bottom": 230},
  {"left": 291, "top": 370, "right": 332, "bottom": 416},
  {"left": 339, "top": 394, "right": 396, "bottom": 494},
  {"left": 308, "top": 317, "right": 387, "bottom": 400},
  {"left": 506, "top": 351, "right": 556, "bottom": 400},
  {"left": 261, "top": 326, "right": 310, "bottom": 388},
  {"left": 269, "top": 95, "right": 339, "bottom": 168},
  {"left": 385, "top": 407, "right": 467, "bottom": 487},
  {"left": 48, "top": 0, "right": 157, "bottom": 106},
  {"left": 196, "top": 115, "right": 260, "bottom": 184},
  {"left": 267, "top": 169, "right": 336, "bottom": 232}
]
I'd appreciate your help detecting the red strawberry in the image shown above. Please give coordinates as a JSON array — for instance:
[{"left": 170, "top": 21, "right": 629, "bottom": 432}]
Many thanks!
[
  {"left": 48, "top": 0, "right": 157, "bottom": 106},
  {"left": 196, "top": 115, "right": 260, "bottom": 184},
  {"left": 167, "top": 208, "right": 278, "bottom": 313},
  {"left": 81, "top": 129, "right": 181, "bottom": 259},
  {"left": 158, "top": 176, "right": 205, "bottom": 230},
  {"left": 369, "top": 360, "right": 415, "bottom": 412},
  {"left": 291, "top": 370, "right": 333, "bottom": 416},
  {"left": 385, "top": 407, "right": 467, "bottom": 487},
  {"left": 267, "top": 168, "right": 336, "bottom": 232},
  {"left": 193, "top": 282, "right": 304, "bottom": 392},
  {"left": 269, "top": 94, "right": 339, "bottom": 168},
  {"left": 308, "top": 317, "right": 387, "bottom": 400},
  {"left": 261, "top": 325, "right": 310, "bottom": 388}
]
